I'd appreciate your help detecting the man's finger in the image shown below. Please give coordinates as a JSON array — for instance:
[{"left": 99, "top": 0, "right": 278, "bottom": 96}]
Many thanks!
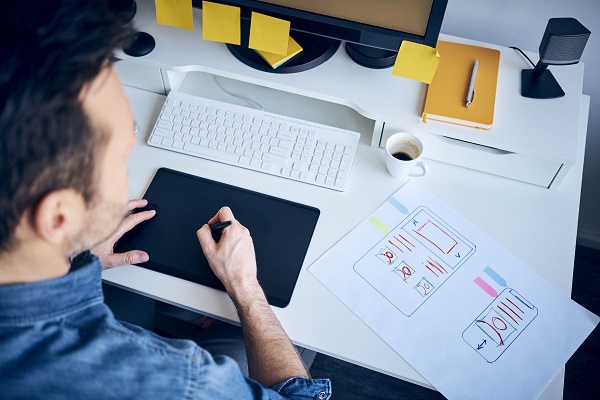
[
  {"left": 105, "top": 250, "right": 150, "bottom": 269},
  {"left": 197, "top": 224, "right": 216, "bottom": 253},
  {"left": 126, "top": 199, "right": 148, "bottom": 212},
  {"left": 218, "top": 206, "right": 235, "bottom": 222},
  {"left": 112, "top": 209, "right": 156, "bottom": 240}
]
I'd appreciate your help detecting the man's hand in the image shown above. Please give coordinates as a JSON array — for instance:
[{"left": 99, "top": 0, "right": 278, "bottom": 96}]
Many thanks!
[
  {"left": 92, "top": 199, "right": 156, "bottom": 269},
  {"left": 196, "top": 206, "right": 258, "bottom": 294},
  {"left": 196, "top": 206, "right": 310, "bottom": 387}
]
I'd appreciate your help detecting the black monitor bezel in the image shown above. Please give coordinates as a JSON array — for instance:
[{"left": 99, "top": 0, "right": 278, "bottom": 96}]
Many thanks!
[{"left": 193, "top": 0, "right": 447, "bottom": 51}]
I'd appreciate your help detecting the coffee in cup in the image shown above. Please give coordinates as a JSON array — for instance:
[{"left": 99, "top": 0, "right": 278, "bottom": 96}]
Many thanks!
[{"left": 385, "top": 132, "right": 428, "bottom": 179}]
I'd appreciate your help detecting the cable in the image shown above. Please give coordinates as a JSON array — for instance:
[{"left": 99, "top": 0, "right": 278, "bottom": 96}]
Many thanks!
[
  {"left": 212, "top": 75, "right": 264, "bottom": 110},
  {"left": 509, "top": 46, "right": 536, "bottom": 67}
]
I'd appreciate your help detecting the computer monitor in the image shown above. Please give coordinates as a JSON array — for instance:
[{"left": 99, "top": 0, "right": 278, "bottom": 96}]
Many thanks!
[{"left": 194, "top": 0, "right": 448, "bottom": 72}]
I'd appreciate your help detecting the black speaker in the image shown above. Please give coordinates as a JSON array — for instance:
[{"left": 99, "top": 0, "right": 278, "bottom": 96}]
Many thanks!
[{"left": 521, "top": 18, "right": 590, "bottom": 99}]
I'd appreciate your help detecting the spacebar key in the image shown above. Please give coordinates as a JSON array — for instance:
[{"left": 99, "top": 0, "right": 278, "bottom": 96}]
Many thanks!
[{"left": 183, "top": 143, "right": 240, "bottom": 163}]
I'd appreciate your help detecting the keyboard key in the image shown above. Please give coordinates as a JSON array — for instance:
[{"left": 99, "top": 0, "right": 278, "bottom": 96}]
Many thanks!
[
  {"left": 277, "top": 131, "right": 294, "bottom": 141},
  {"left": 261, "top": 161, "right": 272, "bottom": 170},
  {"left": 262, "top": 153, "right": 286, "bottom": 164},
  {"left": 239, "top": 156, "right": 251, "bottom": 165},
  {"left": 160, "top": 113, "right": 174, "bottom": 122},
  {"left": 279, "top": 140, "right": 293, "bottom": 149},
  {"left": 250, "top": 159, "right": 262, "bottom": 168},
  {"left": 150, "top": 135, "right": 162, "bottom": 144},
  {"left": 154, "top": 128, "right": 173, "bottom": 138},
  {"left": 173, "top": 140, "right": 184, "bottom": 149},
  {"left": 269, "top": 146, "right": 290, "bottom": 157},
  {"left": 157, "top": 121, "right": 173, "bottom": 130}
]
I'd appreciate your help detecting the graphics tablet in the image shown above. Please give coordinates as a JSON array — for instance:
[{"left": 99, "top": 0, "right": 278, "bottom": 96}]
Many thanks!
[{"left": 115, "top": 168, "right": 320, "bottom": 307}]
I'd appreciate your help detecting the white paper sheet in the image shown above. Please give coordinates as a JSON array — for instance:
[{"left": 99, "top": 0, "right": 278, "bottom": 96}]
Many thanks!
[{"left": 309, "top": 180, "right": 599, "bottom": 400}]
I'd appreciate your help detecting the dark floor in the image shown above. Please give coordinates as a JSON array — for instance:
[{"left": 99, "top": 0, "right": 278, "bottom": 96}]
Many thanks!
[{"left": 309, "top": 245, "right": 600, "bottom": 400}]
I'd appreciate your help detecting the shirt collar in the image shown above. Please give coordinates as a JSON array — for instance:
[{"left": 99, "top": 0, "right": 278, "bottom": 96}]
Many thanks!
[{"left": 0, "top": 251, "right": 104, "bottom": 325}]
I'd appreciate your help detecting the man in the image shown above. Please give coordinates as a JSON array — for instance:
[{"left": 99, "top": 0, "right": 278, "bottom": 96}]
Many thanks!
[{"left": 0, "top": 1, "right": 331, "bottom": 398}]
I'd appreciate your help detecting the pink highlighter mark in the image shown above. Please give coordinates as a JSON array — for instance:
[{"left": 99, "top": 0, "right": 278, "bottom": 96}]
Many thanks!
[{"left": 474, "top": 276, "right": 498, "bottom": 298}]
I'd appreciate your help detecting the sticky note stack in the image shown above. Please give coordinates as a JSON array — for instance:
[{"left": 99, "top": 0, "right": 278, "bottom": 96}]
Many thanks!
[{"left": 255, "top": 36, "right": 303, "bottom": 69}]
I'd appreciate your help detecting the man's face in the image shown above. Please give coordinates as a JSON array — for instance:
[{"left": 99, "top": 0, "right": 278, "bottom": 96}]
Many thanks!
[{"left": 69, "top": 67, "right": 137, "bottom": 255}]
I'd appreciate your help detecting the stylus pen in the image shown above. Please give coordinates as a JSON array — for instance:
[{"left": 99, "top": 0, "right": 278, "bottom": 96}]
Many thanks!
[
  {"left": 465, "top": 59, "right": 478, "bottom": 107},
  {"left": 209, "top": 221, "right": 232, "bottom": 241},
  {"left": 209, "top": 220, "right": 232, "bottom": 233}
]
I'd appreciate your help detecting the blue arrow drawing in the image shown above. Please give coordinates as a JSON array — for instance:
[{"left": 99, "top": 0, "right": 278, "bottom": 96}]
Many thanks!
[{"left": 477, "top": 339, "right": 487, "bottom": 350}]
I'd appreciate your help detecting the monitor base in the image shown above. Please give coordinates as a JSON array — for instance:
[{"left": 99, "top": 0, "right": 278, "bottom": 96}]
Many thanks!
[
  {"left": 227, "top": 22, "right": 340, "bottom": 74},
  {"left": 345, "top": 43, "right": 397, "bottom": 69}
]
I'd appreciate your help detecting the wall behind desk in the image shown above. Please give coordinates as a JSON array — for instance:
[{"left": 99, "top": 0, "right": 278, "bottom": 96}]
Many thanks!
[{"left": 440, "top": 0, "right": 600, "bottom": 248}]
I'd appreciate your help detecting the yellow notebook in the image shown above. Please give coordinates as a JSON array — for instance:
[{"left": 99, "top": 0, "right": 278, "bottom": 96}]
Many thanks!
[
  {"left": 255, "top": 36, "right": 302, "bottom": 69},
  {"left": 422, "top": 41, "right": 500, "bottom": 130}
]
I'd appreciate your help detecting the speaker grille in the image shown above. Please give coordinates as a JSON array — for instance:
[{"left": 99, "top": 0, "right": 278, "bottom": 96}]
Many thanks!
[{"left": 541, "top": 34, "right": 589, "bottom": 64}]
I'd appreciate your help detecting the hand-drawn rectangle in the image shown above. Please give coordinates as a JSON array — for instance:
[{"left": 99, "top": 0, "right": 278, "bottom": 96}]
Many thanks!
[
  {"left": 354, "top": 206, "right": 476, "bottom": 316},
  {"left": 462, "top": 288, "right": 538, "bottom": 363}
]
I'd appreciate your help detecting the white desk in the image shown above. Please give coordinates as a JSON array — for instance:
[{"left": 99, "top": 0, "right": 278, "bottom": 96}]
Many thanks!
[
  {"left": 103, "top": 2, "right": 590, "bottom": 397},
  {"left": 104, "top": 74, "right": 589, "bottom": 398}
]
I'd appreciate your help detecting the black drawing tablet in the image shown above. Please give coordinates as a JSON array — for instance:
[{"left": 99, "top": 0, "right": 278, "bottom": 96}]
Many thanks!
[{"left": 115, "top": 168, "right": 320, "bottom": 308}]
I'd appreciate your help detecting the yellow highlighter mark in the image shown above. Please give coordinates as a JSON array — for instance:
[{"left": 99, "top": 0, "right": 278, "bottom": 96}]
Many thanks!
[{"left": 369, "top": 217, "right": 391, "bottom": 235}]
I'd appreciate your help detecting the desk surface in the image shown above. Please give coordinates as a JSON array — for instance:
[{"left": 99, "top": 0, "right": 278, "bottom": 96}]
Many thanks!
[{"left": 104, "top": 77, "right": 589, "bottom": 398}]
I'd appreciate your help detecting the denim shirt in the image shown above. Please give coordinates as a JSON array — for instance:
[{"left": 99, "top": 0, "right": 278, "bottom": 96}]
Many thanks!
[{"left": 0, "top": 252, "right": 331, "bottom": 399}]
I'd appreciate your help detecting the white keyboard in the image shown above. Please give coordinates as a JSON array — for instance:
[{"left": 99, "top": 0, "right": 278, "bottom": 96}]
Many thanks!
[{"left": 148, "top": 91, "right": 360, "bottom": 191}]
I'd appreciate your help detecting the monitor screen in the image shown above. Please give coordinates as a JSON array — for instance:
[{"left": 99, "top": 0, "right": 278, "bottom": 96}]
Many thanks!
[{"left": 258, "top": 0, "right": 433, "bottom": 37}]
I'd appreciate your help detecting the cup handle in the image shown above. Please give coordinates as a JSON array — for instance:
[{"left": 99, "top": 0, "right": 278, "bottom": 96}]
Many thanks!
[{"left": 409, "top": 161, "right": 428, "bottom": 177}]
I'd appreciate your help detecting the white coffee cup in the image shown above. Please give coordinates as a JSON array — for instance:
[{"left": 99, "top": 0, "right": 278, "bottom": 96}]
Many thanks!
[{"left": 385, "top": 132, "right": 428, "bottom": 178}]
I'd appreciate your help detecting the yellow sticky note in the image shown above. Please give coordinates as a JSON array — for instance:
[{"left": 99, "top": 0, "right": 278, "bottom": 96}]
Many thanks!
[
  {"left": 392, "top": 41, "right": 441, "bottom": 84},
  {"left": 156, "top": 0, "right": 194, "bottom": 31},
  {"left": 202, "top": 1, "right": 241, "bottom": 45},
  {"left": 248, "top": 12, "right": 290, "bottom": 56}
]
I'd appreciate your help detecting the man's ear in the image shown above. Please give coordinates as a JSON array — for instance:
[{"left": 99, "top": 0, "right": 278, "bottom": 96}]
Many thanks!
[{"left": 32, "top": 189, "right": 86, "bottom": 245}]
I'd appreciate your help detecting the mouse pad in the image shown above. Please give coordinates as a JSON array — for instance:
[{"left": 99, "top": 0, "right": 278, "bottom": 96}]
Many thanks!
[{"left": 114, "top": 168, "right": 320, "bottom": 308}]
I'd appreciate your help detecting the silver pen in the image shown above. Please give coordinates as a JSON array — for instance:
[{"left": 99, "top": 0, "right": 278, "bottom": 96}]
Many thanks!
[{"left": 465, "top": 59, "right": 478, "bottom": 107}]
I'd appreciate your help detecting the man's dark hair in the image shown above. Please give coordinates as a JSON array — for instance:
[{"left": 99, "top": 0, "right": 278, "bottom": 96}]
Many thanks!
[{"left": 0, "top": 0, "right": 134, "bottom": 253}]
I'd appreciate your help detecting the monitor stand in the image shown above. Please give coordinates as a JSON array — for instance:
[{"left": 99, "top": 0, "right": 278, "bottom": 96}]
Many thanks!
[
  {"left": 345, "top": 43, "right": 397, "bottom": 69},
  {"left": 226, "top": 19, "right": 340, "bottom": 74}
]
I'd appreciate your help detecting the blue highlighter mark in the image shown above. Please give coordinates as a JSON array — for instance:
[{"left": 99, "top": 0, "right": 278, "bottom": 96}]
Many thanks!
[
  {"left": 388, "top": 197, "right": 409, "bottom": 214},
  {"left": 484, "top": 266, "right": 507, "bottom": 287}
]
